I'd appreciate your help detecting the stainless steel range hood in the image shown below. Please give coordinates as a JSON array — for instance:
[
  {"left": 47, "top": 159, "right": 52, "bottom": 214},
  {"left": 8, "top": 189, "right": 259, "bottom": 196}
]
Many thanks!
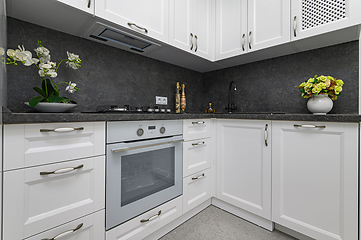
[{"left": 84, "top": 21, "right": 161, "bottom": 54}]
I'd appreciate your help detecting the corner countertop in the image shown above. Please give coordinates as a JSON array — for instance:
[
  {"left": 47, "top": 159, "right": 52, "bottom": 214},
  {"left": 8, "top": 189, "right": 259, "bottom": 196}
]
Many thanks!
[{"left": 2, "top": 109, "right": 361, "bottom": 124}]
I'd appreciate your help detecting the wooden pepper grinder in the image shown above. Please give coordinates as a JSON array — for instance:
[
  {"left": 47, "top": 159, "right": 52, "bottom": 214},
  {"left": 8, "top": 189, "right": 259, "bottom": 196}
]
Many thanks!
[{"left": 180, "top": 83, "right": 186, "bottom": 113}]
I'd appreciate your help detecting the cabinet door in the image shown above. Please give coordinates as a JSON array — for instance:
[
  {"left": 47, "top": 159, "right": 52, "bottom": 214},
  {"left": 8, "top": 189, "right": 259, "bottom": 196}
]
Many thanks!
[
  {"left": 192, "top": 0, "right": 215, "bottom": 60},
  {"left": 272, "top": 121, "right": 358, "bottom": 240},
  {"left": 3, "top": 156, "right": 105, "bottom": 240},
  {"left": 169, "top": 0, "right": 193, "bottom": 51},
  {"left": 215, "top": 0, "right": 248, "bottom": 60},
  {"left": 216, "top": 119, "right": 271, "bottom": 220},
  {"left": 291, "top": 0, "right": 349, "bottom": 41},
  {"left": 183, "top": 168, "right": 211, "bottom": 213},
  {"left": 95, "top": 0, "right": 169, "bottom": 42},
  {"left": 57, "top": 0, "right": 94, "bottom": 14},
  {"left": 248, "top": 0, "right": 290, "bottom": 52},
  {"left": 183, "top": 119, "right": 211, "bottom": 141}
]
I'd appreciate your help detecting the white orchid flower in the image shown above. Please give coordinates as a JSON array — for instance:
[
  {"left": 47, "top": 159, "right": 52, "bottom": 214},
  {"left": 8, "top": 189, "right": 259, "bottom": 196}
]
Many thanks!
[
  {"left": 0, "top": 47, "right": 4, "bottom": 56},
  {"left": 12, "top": 45, "right": 35, "bottom": 66},
  {"left": 47, "top": 69, "right": 58, "bottom": 78},
  {"left": 65, "top": 82, "right": 77, "bottom": 93},
  {"left": 38, "top": 69, "right": 45, "bottom": 77},
  {"left": 34, "top": 45, "right": 51, "bottom": 63},
  {"left": 66, "top": 51, "right": 81, "bottom": 70}
]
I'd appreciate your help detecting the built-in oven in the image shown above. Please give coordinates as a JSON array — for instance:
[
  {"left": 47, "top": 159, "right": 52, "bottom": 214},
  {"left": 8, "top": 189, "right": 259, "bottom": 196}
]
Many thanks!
[{"left": 106, "top": 120, "right": 183, "bottom": 230}]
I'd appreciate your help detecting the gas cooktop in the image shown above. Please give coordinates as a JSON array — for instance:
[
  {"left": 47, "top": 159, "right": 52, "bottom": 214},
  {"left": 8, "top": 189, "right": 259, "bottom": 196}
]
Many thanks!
[{"left": 83, "top": 105, "right": 172, "bottom": 113}]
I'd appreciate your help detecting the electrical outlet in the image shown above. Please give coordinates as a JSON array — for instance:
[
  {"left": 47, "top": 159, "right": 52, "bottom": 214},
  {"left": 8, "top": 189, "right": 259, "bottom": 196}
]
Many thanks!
[{"left": 156, "top": 96, "right": 168, "bottom": 105}]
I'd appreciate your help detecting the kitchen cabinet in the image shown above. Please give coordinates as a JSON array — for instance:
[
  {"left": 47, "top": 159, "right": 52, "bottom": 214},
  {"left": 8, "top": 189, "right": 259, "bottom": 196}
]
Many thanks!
[
  {"left": 2, "top": 122, "right": 106, "bottom": 240},
  {"left": 95, "top": 0, "right": 169, "bottom": 43},
  {"left": 291, "top": 0, "right": 361, "bottom": 41},
  {"left": 182, "top": 119, "right": 212, "bottom": 213},
  {"left": 272, "top": 121, "right": 358, "bottom": 240},
  {"left": 215, "top": 0, "right": 290, "bottom": 61},
  {"left": 216, "top": 119, "right": 271, "bottom": 220},
  {"left": 106, "top": 196, "right": 182, "bottom": 240},
  {"left": 169, "top": 0, "right": 215, "bottom": 60},
  {"left": 57, "top": 0, "right": 94, "bottom": 14}
]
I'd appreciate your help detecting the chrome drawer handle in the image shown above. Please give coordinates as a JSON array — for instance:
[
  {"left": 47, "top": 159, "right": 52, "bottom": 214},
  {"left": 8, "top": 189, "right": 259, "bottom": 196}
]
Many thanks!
[
  {"left": 128, "top": 23, "right": 148, "bottom": 33},
  {"left": 294, "top": 124, "right": 326, "bottom": 129},
  {"left": 87, "top": 0, "right": 91, "bottom": 8},
  {"left": 293, "top": 16, "right": 297, "bottom": 37},
  {"left": 192, "top": 173, "right": 205, "bottom": 180},
  {"left": 192, "top": 141, "right": 205, "bottom": 146},
  {"left": 194, "top": 35, "right": 198, "bottom": 52},
  {"left": 248, "top": 31, "right": 252, "bottom": 49},
  {"left": 42, "top": 223, "right": 83, "bottom": 240},
  {"left": 140, "top": 210, "right": 161, "bottom": 223},
  {"left": 190, "top": 33, "right": 194, "bottom": 50},
  {"left": 40, "top": 127, "right": 84, "bottom": 133},
  {"left": 192, "top": 121, "right": 205, "bottom": 125},
  {"left": 264, "top": 124, "right": 268, "bottom": 147},
  {"left": 241, "top": 33, "right": 245, "bottom": 51},
  {"left": 40, "top": 165, "right": 84, "bottom": 175},
  {"left": 112, "top": 139, "right": 184, "bottom": 153}
]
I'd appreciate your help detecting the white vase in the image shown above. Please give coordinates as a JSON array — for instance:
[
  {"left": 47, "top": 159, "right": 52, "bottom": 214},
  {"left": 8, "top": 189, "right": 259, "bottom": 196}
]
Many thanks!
[
  {"left": 25, "top": 102, "right": 77, "bottom": 113},
  {"left": 306, "top": 94, "right": 333, "bottom": 115}
]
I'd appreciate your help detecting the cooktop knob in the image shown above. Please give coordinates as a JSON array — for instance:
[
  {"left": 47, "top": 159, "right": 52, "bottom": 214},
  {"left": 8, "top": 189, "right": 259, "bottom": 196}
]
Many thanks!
[
  {"left": 160, "top": 127, "right": 166, "bottom": 134},
  {"left": 137, "top": 128, "right": 144, "bottom": 136}
]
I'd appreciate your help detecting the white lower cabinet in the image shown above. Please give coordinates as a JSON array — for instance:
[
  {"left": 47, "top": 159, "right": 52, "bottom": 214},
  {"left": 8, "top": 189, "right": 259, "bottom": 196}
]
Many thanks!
[
  {"left": 106, "top": 196, "right": 183, "bottom": 240},
  {"left": 216, "top": 119, "right": 271, "bottom": 220},
  {"left": 3, "top": 155, "right": 105, "bottom": 240},
  {"left": 272, "top": 121, "right": 358, "bottom": 240},
  {"left": 183, "top": 168, "right": 211, "bottom": 213},
  {"left": 27, "top": 210, "right": 105, "bottom": 240}
]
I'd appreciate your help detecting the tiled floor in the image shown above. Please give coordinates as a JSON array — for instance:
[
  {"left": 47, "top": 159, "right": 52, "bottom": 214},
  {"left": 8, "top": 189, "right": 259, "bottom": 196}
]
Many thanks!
[{"left": 159, "top": 205, "right": 298, "bottom": 240}]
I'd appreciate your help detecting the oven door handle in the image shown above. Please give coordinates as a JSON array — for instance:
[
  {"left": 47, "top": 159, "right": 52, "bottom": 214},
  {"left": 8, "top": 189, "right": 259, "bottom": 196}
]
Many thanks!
[{"left": 112, "top": 139, "right": 184, "bottom": 153}]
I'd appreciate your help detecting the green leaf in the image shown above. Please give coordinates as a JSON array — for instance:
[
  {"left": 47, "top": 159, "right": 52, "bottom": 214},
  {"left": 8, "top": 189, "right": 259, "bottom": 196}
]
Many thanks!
[
  {"left": 29, "top": 96, "right": 45, "bottom": 107},
  {"left": 33, "top": 87, "right": 46, "bottom": 97},
  {"left": 48, "top": 94, "right": 63, "bottom": 103}
]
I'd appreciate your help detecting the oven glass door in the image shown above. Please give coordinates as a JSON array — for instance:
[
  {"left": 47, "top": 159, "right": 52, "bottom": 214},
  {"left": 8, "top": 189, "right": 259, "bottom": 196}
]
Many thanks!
[{"left": 106, "top": 135, "right": 183, "bottom": 230}]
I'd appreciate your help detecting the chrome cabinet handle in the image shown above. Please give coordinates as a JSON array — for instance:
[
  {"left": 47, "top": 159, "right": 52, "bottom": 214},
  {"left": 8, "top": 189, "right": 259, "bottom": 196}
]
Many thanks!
[
  {"left": 192, "top": 141, "right": 205, "bottom": 146},
  {"left": 40, "top": 165, "right": 84, "bottom": 175},
  {"left": 192, "top": 173, "right": 205, "bottom": 180},
  {"left": 140, "top": 210, "right": 161, "bottom": 223},
  {"left": 190, "top": 33, "right": 194, "bottom": 50},
  {"left": 112, "top": 139, "right": 184, "bottom": 153},
  {"left": 294, "top": 124, "right": 326, "bottom": 129},
  {"left": 128, "top": 23, "right": 148, "bottom": 33},
  {"left": 264, "top": 124, "right": 268, "bottom": 147},
  {"left": 42, "top": 223, "right": 83, "bottom": 240},
  {"left": 40, "top": 127, "right": 84, "bottom": 133},
  {"left": 192, "top": 121, "right": 205, "bottom": 125},
  {"left": 293, "top": 16, "right": 297, "bottom": 37},
  {"left": 248, "top": 31, "right": 252, "bottom": 49},
  {"left": 241, "top": 33, "right": 245, "bottom": 51},
  {"left": 87, "top": 0, "right": 91, "bottom": 8},
  {"left": 194, "top": 35, "right": 198, "bottom": 52}
]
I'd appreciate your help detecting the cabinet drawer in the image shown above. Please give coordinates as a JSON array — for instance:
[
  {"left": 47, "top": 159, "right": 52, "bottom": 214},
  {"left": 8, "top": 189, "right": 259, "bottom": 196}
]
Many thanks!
[
  {"left": 106, "top": 196, "right": 182, "bottom": 240},
  {"left": 183, "top": 119, "right": 211, "bottom": 141},
  {"left": 3, "top": 156, "right": 105, "bottom": 240},
  {"left": 183, "top": 138, "right": 211, "bottom": 177},
  {"left": 27, "top": 210, "right": 105, "bottom": 240},
  {"left": 4, "top": 122, "right": 105, "bottom": 171},
  {"left": 183, "top": 168, "right": 211, "bottom": 213}
]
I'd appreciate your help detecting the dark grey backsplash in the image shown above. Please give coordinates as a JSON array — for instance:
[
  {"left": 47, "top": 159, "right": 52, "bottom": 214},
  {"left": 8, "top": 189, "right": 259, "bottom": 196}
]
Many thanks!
[
  {"left": 6, "top": 17, "right": 359, "bottom": 114},
  {"left": 202, "top": 41, "right": 359, "bottom": 114}
]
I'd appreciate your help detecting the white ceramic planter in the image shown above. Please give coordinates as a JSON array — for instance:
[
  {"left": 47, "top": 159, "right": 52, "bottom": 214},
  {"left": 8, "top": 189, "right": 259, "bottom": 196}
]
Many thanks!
[
  {"left": 306, "top": 94, "right": 333, "bottom": 115},
  {"left": 25, "top": 102, "right": 77, "bottom": 112}
]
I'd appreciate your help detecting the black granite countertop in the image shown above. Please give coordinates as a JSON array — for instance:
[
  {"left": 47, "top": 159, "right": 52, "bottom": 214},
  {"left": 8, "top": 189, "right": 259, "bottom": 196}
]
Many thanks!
[{"left": 2, "top": 109, "right": 361, "bottom": 124}]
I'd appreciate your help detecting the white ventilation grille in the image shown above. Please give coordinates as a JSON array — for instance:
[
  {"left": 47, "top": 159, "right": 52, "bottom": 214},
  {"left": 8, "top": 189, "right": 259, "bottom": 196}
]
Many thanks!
[{"left": 301, "top": 0, "right": 346, "bottom": 30}]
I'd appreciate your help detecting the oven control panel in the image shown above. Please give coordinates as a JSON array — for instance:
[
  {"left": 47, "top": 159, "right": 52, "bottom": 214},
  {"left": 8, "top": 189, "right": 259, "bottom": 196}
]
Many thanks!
[{"left": 107, "top": 120, "right": 182, "bottom": 143}]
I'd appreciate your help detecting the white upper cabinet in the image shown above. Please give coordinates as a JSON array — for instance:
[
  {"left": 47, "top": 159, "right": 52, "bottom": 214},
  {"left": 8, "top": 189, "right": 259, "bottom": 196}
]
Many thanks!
[
  {"left": 169, "top": 0, "right": 215, "bottom": 60},
  {"left": 247, "top": 0, "right": 290, "bottom": 52},
  {"left": 291, "top": 0, "right": 361, "bottom": 41},
  {"left": 216, "top": 0, "right": 290, "bottom": 61},
  {"left": 57, "top": 0, "right": 94, "bottom": 14},
  {"left": 95, "top": 0, "right": 169, "bottom": 43},
  {"left": 215, "top": 0, "right": 248, "bottom": 60}
]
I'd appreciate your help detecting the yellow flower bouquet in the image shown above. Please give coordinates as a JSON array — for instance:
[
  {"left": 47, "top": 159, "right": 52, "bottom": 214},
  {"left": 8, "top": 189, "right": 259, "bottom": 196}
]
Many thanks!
[{"left": 295, "top": 75, "right": 344, "bottom": 100}]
